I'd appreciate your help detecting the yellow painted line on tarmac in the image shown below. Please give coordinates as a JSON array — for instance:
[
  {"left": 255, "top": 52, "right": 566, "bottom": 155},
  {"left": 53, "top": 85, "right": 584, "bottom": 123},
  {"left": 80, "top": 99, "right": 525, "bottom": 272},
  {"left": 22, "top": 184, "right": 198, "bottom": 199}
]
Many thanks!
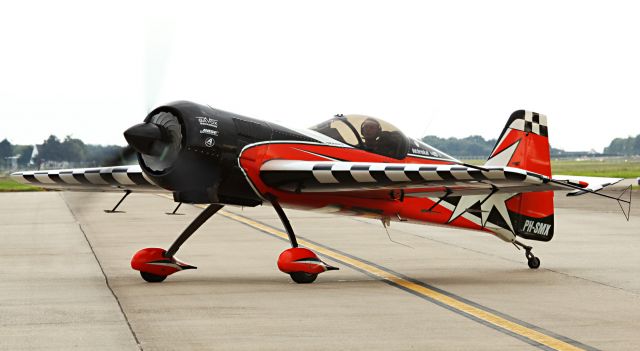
[
  {"left": 160, "top": 195, "right": 589, "bottom": 351},
  {"left": 216, "top": 209, "right": 585, "bottom": 351}
]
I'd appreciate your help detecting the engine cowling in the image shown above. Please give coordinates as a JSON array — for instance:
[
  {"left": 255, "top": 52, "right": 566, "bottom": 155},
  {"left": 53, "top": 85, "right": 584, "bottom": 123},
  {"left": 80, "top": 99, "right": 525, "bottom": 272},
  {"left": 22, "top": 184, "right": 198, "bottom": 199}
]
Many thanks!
[{"left": 124, "top": 101, "right": 264, "bottom": 205}]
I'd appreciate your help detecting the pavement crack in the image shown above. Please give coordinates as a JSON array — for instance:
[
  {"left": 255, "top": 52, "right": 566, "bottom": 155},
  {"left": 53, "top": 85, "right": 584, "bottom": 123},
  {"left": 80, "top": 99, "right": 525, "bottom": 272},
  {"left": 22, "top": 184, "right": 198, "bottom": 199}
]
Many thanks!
[{"left": 59, "top": 193, "right": 144, "bottom": 351}]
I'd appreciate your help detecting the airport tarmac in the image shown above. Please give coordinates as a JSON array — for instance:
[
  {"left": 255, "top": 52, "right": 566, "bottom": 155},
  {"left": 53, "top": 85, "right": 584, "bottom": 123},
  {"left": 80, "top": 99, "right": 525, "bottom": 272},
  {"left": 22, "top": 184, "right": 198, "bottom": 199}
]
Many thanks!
[{"left": 1, "top": 190, "right": 638, "bottom": 350}]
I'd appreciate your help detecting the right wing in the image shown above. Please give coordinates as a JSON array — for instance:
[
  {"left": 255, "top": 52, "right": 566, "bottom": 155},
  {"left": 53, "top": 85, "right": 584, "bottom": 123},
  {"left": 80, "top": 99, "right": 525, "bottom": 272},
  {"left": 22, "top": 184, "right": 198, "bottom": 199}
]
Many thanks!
[
  {"left": 260, "top": 159, "right": 625, "bottom": 198},
  {"left": 260, "top": 160, "right": 569, "bottom": 196},
  {"left": 259, "top": 159, "right": 628, "bottom": 242},
  {"left": 10, "top": 165, "right": 165, "bottom": 193}
]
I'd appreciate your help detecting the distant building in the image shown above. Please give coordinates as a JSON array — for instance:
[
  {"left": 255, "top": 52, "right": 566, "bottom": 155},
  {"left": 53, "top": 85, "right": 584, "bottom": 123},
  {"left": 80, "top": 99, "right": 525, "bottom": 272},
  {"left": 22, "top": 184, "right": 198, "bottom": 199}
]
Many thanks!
[{"left": 4, "top": 155, "right": 19, "bottom": 171}]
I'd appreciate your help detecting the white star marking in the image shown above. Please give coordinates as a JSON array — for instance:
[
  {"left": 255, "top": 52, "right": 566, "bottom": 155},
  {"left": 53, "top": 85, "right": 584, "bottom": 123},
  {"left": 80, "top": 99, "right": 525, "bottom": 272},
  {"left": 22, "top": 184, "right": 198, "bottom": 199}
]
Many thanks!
[
  {"left": 486, "top": 139, "right": 520, "bottom": 168},
  {"left": 447, "top": 193, "right": 517, "bottom": 233}
]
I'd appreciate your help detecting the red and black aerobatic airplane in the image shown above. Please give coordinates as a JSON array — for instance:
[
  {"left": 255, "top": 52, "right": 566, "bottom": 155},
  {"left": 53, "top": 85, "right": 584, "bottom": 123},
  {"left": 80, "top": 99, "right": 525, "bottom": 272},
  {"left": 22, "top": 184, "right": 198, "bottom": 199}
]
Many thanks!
[{"left": 12, "top": 101, "right": 632, "bottom": 284}]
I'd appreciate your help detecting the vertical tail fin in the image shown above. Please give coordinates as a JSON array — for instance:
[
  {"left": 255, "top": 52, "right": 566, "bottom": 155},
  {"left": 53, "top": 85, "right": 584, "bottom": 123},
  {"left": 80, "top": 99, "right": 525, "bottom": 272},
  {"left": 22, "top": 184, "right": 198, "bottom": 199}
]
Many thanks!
[
  {"left": 487, "top": 110, "right": 554, "bottom": 241},
  {"left": 485, "top": 110, "right": 551, "bottom": 176}
]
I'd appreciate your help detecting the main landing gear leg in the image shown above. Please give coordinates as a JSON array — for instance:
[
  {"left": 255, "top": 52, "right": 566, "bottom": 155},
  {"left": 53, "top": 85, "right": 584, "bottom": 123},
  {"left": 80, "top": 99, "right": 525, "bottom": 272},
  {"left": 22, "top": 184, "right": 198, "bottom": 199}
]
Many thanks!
[
  {"left": 267, "top": 194, "right": 338, "bottom": 284},
  {"left": 165, "top": 202, "right": 183, "bottom": 215},
  {"left": 131, "top": 204, "right": 224, "bottom": 282},
  {"left": 104, "top": 190, "right": 131, "bottom": 213},
  {"left": 513, "top": 239, "right": 541, "bottom": 269}
]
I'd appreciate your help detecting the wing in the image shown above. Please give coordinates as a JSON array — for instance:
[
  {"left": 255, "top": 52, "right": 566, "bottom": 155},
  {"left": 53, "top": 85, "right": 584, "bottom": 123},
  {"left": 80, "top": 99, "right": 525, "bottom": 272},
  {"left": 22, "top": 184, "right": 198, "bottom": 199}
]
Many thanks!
[
  {"left": 10, "top": 165, "right": 165, "bottom": 193},
  {"left": 259, "top": 160, "right": 606, "bottom": 196}
]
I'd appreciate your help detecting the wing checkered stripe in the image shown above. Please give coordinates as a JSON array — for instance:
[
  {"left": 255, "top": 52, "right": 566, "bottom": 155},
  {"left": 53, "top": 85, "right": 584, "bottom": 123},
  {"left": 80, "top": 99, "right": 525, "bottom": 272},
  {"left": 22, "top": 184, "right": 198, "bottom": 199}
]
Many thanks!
[
  {"left": 47, "top": 173, "right": 65, "bottom": 185},
  {"left": 259, "top": 160, "right": 547, "bottom": 192},
  {"left": 468, "top": 169, "right": 489, "bottom": 181},
  {"left": 307, "top": 164, "right": 531, "bottom": 184},
  {"left": 127, "top": 172, "right": 150, "bottom": 185},
  {"left": 23, "top": 174, "right": 39, "bottom": 184},
  {"left": 73, "top": 172, "right": 93, "bottom": 185},
  {"left": 13, "top": 167, "right": 155, "bottom": 188},
  {"left": 332, "top": 168, "right": 357, "bottom": 183},
  {"left": 348, "top": 164, "right": 375, "bottom": 183},
  {"left": 369, "top": 170, "right": 392, "bottom": 183},
  {"left": 404, "top": 170, "right": 424, "bottom": 182},
  {"left": 99, "top": 171, "right": 119, "bottom": 185}
]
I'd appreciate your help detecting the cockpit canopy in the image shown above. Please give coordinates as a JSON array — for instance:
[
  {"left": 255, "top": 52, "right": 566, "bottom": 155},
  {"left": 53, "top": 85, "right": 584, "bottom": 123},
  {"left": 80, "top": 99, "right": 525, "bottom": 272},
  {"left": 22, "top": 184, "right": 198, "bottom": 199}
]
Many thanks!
[{"left": 310, "top": 114, "right": 410, "bottom": 159}]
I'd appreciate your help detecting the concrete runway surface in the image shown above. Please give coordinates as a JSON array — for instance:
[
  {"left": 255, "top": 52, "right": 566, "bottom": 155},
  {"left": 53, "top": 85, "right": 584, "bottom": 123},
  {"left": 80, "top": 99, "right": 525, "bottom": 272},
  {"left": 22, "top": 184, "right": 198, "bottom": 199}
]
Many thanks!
[{"left": 0, "top": 190, "right": 638, "bottom": 350}]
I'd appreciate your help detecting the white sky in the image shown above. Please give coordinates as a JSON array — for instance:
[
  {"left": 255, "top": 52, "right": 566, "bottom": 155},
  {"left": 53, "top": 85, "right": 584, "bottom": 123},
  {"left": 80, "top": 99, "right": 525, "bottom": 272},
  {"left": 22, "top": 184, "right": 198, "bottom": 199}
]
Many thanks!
[{"left": 1, "top": 0, "right": 638, "bottom": 152}]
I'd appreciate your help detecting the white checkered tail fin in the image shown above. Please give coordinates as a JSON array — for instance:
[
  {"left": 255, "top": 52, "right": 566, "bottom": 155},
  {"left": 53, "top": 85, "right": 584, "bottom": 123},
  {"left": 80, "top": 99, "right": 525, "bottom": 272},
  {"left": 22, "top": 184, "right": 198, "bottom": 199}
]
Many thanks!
[
  {"left": 485, "top": 110, "right": 551, "bottom": 176},
  {"left": 485, "top": 110, "right": 554, "bottom": 241}
]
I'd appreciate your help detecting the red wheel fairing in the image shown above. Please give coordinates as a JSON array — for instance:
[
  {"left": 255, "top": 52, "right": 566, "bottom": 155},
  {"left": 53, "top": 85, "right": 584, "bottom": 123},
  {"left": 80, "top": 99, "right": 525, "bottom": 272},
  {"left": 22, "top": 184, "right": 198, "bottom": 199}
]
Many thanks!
[
  {"left": 277, "top": 247, "right": 338, "bottom": 274},
  {"left": 131, "top": 248, "right": 196, "bottom": 278}
]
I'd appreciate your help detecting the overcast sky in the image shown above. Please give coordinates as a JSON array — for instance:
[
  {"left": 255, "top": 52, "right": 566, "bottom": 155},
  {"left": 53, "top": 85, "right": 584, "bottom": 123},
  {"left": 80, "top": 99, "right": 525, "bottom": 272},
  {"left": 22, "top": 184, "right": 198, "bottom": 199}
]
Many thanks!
[{"left": 1, "top": 0, "right": 638, "bottom": 152}]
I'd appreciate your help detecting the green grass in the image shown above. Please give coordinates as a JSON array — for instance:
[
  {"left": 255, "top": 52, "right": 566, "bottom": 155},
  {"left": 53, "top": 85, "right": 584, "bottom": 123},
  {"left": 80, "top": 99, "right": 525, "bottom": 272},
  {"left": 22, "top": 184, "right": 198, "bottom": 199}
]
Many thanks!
[
  {"left": 0, "top": 177, "right": 43, "bottom": 192},
  {"left": 462, "top": 158, "right": 640, "bottom": 179},
  {"left": 550, "top": 159, "right": 640, "bottom": 178}
]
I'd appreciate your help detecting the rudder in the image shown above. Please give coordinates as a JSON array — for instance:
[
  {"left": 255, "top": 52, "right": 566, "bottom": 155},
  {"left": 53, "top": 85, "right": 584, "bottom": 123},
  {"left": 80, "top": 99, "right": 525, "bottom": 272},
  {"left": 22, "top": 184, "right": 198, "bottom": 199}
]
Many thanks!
[
  {"left": 486, "top": 110, "right": 554, "bottom": 242},
  {"left": 485, "top": 110, "right": 551, "bottom": 176}
]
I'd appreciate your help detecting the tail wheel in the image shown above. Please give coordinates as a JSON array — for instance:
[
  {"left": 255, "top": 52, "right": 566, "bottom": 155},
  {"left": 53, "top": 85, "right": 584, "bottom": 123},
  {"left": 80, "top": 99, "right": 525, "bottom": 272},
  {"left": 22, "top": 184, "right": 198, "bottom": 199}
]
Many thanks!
[
  {"left": 289, "top": 272, "right": 318, "bottom": 284},
  {"left": 140, "top": 271, "right": 167, "bottom": 283}
]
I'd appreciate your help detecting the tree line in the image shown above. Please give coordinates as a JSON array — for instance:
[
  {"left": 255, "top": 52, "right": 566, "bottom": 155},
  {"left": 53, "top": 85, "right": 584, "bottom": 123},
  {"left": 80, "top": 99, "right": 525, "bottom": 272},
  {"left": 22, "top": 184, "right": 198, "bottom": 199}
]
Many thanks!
[
  {"left": 603, "top": 134, "right": 640, "bottom": 155},
  {"left": 421, "top": 135, "right": 498, "bottom": 158},
  {"left": 421, "top": 134, "right": 640, "bottom": 158},
  {"left": 2, "top": 132, "right": 639, "bottom": 170},
  {"left": 0, "top": 135, "right": 127, "bottom": 169}
]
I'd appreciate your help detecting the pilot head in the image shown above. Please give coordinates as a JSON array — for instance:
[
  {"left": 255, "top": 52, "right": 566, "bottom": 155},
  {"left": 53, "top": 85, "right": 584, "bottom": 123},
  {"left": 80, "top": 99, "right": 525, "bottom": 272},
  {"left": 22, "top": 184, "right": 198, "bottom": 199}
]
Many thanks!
[{"left": 361, "top": 118, "right": 382, "bottom": 144}]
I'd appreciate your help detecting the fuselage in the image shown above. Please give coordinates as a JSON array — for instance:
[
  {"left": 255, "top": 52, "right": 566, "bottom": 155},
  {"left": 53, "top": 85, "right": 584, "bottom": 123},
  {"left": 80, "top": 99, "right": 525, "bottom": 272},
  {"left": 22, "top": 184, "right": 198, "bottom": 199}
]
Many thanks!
[
  {"left": 236, "top": 127, "right": 495, "bottom": 238},
  {"left": 121, "top": 102, "right": 500, "bottom": 238},
  {"left": 12, "top": 101, "right": 503, "bottom": 239}
]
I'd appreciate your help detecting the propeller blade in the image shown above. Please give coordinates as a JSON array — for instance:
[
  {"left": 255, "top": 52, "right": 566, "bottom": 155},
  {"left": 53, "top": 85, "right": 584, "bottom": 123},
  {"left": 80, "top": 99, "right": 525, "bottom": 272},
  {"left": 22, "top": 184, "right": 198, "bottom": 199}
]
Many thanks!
[{"left": 102, "top": 145, "right": 137, "bottom": 167}]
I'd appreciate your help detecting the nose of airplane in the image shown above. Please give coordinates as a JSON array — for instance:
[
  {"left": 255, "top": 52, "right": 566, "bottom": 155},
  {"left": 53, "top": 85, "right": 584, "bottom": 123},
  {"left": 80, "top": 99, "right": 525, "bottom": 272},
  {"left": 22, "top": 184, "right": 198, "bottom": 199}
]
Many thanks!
[{"left": 124, "top": 122, "right": 166, "bottom": 156}]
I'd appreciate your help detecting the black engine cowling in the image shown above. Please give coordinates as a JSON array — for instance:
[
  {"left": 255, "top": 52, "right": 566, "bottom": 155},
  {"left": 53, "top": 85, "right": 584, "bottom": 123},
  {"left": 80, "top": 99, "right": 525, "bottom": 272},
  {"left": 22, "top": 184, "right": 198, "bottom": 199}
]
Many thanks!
[{"left": 125, "top": 101, "right": 265, "bottom": 206}]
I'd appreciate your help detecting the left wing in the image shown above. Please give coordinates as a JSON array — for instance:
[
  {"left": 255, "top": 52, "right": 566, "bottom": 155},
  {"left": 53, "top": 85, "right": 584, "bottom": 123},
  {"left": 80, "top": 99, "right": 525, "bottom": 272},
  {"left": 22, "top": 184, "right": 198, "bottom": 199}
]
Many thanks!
[{"left": 10, "top": 165, "right": 164, "bottom": 193}]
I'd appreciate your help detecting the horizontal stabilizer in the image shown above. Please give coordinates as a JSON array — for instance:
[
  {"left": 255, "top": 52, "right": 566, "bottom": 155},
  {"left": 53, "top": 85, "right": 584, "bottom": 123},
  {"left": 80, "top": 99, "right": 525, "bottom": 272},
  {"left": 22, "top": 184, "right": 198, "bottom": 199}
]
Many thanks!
[
  {"left": 550, "top": 175, "right": 631, "bottom": 221},
  {"left": 552, "top": 175, "right": 623, "bottom": 195}
]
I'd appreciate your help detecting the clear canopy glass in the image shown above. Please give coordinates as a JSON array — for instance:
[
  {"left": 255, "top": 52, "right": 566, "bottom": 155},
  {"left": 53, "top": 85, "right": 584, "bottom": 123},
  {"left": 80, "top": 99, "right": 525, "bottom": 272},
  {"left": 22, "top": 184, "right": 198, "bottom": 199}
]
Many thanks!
[{"left": 310, "top": 114, "right": 409, "bottom": 159}]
